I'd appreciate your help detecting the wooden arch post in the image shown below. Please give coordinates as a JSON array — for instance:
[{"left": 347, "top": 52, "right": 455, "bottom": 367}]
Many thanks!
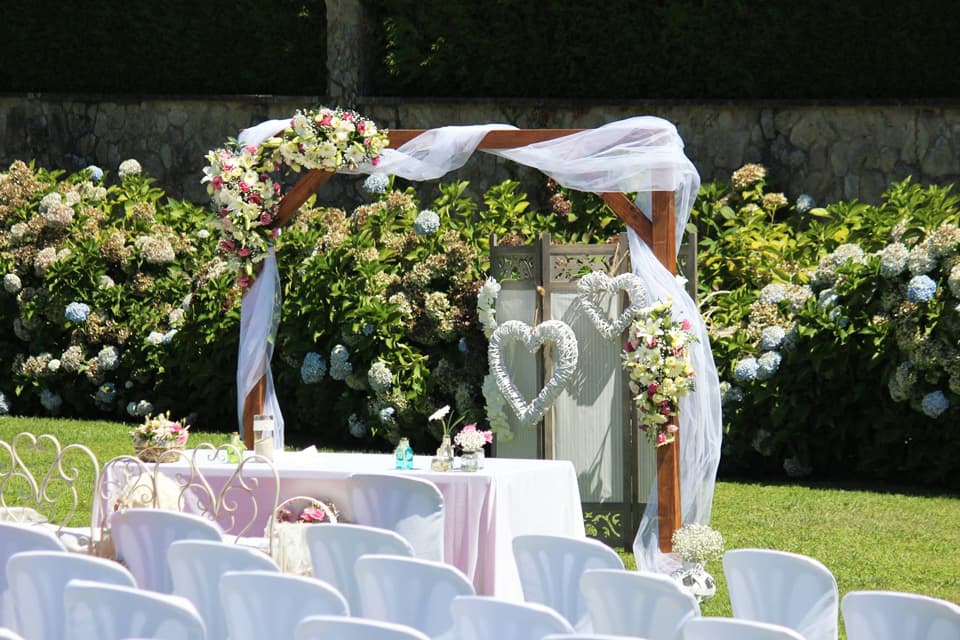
[{"left": 241, "top": 127, "right": 683, "bottom": 551}]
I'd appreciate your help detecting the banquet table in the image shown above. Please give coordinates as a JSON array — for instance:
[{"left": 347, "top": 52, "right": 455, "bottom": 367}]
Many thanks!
[{"left": 99, "top": 449, "right": 585, "bottom": 600}]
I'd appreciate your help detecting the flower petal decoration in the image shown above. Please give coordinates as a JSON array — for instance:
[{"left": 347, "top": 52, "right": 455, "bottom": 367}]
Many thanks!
[
  {"left": 577, "top": 271, "right": 648, "bottom": 340},
  {"left": 487, "top": 319, "right": 579, "bottom": 428}
]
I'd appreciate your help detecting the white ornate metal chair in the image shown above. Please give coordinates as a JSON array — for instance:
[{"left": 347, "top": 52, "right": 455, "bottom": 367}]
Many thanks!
[
  {"left": 95, "top": 444, "right": 280, "bottom": 557},
  {"left": 0, "top": 432, "right": 99, "bottom": 552}
]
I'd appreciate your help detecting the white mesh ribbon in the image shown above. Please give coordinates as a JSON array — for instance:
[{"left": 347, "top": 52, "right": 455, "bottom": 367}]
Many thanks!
[
  {"left": 627, "top": 195, "right": 723, "bottom": 575},
  {"left": 236, "top": 249, "right": 284, "bottom": 449}
]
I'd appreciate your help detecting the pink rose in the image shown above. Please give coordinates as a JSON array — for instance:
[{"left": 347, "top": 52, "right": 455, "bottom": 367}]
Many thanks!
[
  {"left": 274, "top": 183, "right": 282, "bottom": 195},
  {"left": 372, "top": 156, "right": 380, "bottom": 167},
  {"left": 220, "top": 239, "right": 235, "bottom": 252},
  {"left": 237, "top": 247, "right": 251, "bottom": 258},
  {"left": 259, "top": 213, "right": 273, "bottom": 226},
  {"left": 299, "top": 506, "right": 327, "bottom": 523},
  {"left": 667, "top": 424, "right": 679, "bottom": 433},
  {"left": 461, "top": 423, "right": 477, "bottom": 432},
  {"left": 483, "top": 430, "right": 494, "bottom": 444},
  {"left": 237, "top": 274, "right": 253, "bottom": 289},
  {"left": 244, "top": 145, "right": 258, "bottom": 154},
  {"left": 211, "top": 176, "right": 223, "bottom": 191},
  {"left": 656, "top": 432, "right": 667, "bottom": 445},
  {"left": 238, "top": 181, "right": 250, "bottom": 194},
  {"left": 681, "top": 319, "right": 692, "bottom": 331},
  {"left": 248, "top": 193, "right": 262, "bottom": 205}
]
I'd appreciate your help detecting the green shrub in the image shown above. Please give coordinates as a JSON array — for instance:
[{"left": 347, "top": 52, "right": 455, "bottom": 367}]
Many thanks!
[{"left": 695, "top": 168, "right": 960, "bottom": 488}]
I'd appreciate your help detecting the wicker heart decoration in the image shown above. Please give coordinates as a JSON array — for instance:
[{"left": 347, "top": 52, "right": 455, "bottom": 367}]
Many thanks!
[
  {"left": 576, "top": 271, "right": 649, "bottom": 340},
  {"left": 487, "top": 319, "right": 579, "bottom": 428}
]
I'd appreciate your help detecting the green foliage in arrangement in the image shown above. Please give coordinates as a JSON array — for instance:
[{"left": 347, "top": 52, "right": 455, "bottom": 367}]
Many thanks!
[{"left": 694, "top": 166, "right": 960, "bottom": 488}]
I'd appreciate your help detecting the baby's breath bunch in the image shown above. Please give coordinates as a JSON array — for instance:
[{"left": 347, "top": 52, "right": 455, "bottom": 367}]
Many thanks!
[{"left": 671, "top": 523, "right": 724, "bottom": 564}]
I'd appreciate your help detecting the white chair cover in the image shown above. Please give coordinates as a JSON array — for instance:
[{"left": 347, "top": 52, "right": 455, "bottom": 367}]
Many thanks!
[
  {"left": 682, "top": 617, "right": 808, "bottom": 640},
  {"left": 346, "top": 473, "right": 445, "bottom": 562},
  {"left": 0, "top": 522, "right": 66, "bottom": 630},
  {"left": 109, "top": 508, "right": 223, "bottom": 593},
  {"left": 304, "top": 522, "right": 415, "bottom": 613},
  {"left": 354, "top": 554, "right": 475, "bottom": 640},
  {"left": 452, "top": 595, "right": 575, "bottom": 640},
  {"left": 580, "top": 569, "right": 700, "bottom": 640},
  {"left": 63, "top": 578, "right": 205, "bottom": 640},
  {"left": 542, "top": 635, "right": 643, "bottom": 640},
  {"left": 7, "top": 550, "right": 135, "bottom": 640},
  {"left": 512, "top": 534, "right": 624, "bottom": 632},
  {"left": 168, "top": 539, "right": 279, "bottom": 640},
  {"left": 723, "top": 548, "right": 839, "bottom": 640},
  {"left": 841, "top": 590, "right": 960, "bottom": 640},
  {"left": 0, "top": 628, "right": 22, "bottom": 639},
  {"left": 295, "top": 615, "right": 431, "bottom": 640},
  {"left": 219, "top": 570, "right": 349, "bottom": 640}
]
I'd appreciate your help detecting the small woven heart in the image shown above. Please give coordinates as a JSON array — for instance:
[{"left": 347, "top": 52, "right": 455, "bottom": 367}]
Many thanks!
[
  {"left": 577, "top": 271, "right": 648, "bottom": 340},
  {"left": 487, "top": 320, "right": 579, "bottom": 428}
]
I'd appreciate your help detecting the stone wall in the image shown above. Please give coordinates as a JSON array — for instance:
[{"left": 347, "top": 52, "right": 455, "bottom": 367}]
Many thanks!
[{"left": 2, "top": 94, "right": 959, "bottom": 210}]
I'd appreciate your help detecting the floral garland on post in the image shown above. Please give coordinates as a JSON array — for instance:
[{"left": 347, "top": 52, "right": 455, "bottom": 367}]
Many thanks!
[
  {"left": 622, "top": 298, "right": 697, "bottom": 447},
  {"left": 202, "top": 107, "right": 389, "bottom": 289}
]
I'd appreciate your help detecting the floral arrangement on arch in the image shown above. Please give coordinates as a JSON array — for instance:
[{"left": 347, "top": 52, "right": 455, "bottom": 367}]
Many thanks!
[
  {"left": 622, "top": 298, "right": 697, "bottom": 447},
  {"left": 130, "top": 411, "right": 189, "bottom": 448},
  {"left": 454, "top": 423, "right": 493, "bottom": 452},
  {"left": 202, "top": 106, "right": 389, "bottom": 289}
]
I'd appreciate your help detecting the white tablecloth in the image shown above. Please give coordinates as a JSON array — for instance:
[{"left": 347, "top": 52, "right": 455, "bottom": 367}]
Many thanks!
[{"left": 104, "top": 450, "right": 585, "bottom": 600}]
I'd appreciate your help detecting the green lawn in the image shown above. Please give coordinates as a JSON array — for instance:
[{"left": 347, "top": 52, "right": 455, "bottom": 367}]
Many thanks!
[{"left": 3, "top": 416, "right": 958, "bottom": 636}]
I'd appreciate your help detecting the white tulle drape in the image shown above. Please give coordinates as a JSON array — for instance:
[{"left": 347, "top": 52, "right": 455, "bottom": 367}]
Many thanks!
[
  {"left": 236, "top": 250, "right": 284, "bottom": 448},
  {"left": 234, "top": 116, "right": 720, "bottom": 572}
]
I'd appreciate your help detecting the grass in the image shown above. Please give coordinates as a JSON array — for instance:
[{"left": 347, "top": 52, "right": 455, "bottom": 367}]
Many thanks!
[{"left": 3, "top": 416, "right": 958, "bottom": 636}]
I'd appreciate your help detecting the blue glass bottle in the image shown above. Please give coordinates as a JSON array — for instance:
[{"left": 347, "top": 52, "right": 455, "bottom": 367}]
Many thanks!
[{"left": 395, "top": 437, "right": 410, "bottom": 470}]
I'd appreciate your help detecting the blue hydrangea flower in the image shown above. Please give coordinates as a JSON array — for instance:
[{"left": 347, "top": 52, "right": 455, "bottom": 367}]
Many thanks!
[
  {"left": 363, "top": 173, "right": 389, "bottom": 194},
  {"left": 97, "top": 346, "right": 119, "bottom": 371},
  {"left": 759, "top": 283, "right": 786, "bottom": 305},
  {"left": 757, "top": 351, "right": 782, "bottom": 380},
  {"left": 64, "top": 302, "right": 91, "bottom": 324},
  {"left": 906, "top": 274, "right": 937, "bottom": 303},
  {"left": 795, "top": 193, "right": 816, "bottom": 213},
  {"left": 0, "top": 392, "right": 10, "bottom": 415},
  {"left": 348, "top": 413, "right": 367, "bottom": 438},
  {"left": 367, "top": 361, "right": 393, "bottom": 393},
  {"left": 361, "top": 323, "right": 375, "bottom": 336},
  {"left": 85, "top": 165, "right": 104, "bottom": 182},
  {"left": 733, "top": 357, "right": 759, "bottom": 383},
  {"left": 329, "top": 344, "right": 352, "bottom": 380},
  {"left": 96, "top": 382, "right": 116, "bottom": 404},
  {"left": 921, "top": 390, "right": 950, "bottom": 418},
  {"left": 379, "top": 406, "right": 396, "bottom": 424},
  {"left": 413, "top": 209, "right": 441, "bottom": 236},
  {"left": 40, "top": 389, "right": 62, "bottom": 413},
  {"left": 760, "top": 326, "right": 786, "bottom": 351},
  {"left": 300, "top": 352, "right": 327, "bottom": 384},
  {"left": 458, "top": 337, "right": 468, "bottom": 354},
  {"left": 817, "top": 289, "right": 838, "bottom": 309}
]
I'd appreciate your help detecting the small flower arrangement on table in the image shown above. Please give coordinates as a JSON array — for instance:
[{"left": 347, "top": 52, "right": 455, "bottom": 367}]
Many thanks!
[
  {"left": 276, "top": 499, "right": 340, "bottom": 524},
  {"left": 454, "top": 423, "right": 493, "bottom": 472},
  {"left": 622, "top": 298, "right": 697, "bottom": 447},
  {"left": 129, "top": 411, "right": 189, "bottom": 462},
  {"left": 454, "top": 423, "right": 494, "bottom": 452}
]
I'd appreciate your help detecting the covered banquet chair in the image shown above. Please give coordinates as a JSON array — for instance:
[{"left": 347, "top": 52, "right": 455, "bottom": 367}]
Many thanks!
[{"left": 841, "top": 590, "right": 960, "bottom": 640}]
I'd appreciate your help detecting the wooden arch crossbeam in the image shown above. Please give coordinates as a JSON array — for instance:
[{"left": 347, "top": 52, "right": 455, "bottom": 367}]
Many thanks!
[{"left": 246, "top": 127, "right": 682, "bottom": 551}]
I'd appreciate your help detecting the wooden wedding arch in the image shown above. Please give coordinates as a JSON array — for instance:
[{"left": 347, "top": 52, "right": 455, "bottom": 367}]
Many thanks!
[{"left": 241, "top": 127, "right": 684, "bottom": 551}]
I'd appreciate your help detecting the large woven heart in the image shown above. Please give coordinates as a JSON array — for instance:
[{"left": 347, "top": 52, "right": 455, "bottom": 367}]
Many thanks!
[
  {"left": 576, "top": 271, "right": 648, "bottom": 340},
  {"left": 487, "top": 320, "right": 579, "bottom": 428}
]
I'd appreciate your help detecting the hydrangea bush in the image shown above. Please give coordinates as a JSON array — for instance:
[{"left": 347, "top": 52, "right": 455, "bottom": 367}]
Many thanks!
[{"left": 695, "top": 167, "right": 960, "bottom": 487}]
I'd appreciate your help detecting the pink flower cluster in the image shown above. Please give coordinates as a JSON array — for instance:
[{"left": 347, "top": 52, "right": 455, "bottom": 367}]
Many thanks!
[{"left": 454, "top": 423, "right": 494, "bottom": 452}]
